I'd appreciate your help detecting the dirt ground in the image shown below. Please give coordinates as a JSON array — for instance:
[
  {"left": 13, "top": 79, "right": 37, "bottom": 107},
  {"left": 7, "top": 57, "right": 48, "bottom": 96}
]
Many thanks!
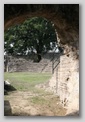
[{"left": 4, "top": 90, "right": 66, "bottom": 116}]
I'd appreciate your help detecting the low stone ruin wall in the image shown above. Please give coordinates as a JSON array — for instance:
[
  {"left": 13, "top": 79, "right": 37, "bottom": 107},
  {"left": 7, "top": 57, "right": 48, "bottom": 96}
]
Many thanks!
[
  {"left": 46, "top": 44, "right": 79, "bottom": 115},
  {"left": 4, "top": 53, "right": 60, "bottom": 73}
]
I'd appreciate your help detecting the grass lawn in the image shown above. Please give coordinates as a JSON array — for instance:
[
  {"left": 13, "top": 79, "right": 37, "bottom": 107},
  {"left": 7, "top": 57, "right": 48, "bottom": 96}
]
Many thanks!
[
  {"left": 4, "top": 72, "right": 52, "bottom": 92},
  {"left": 4, "top": 72, "right": 66, "bottom": 116}
]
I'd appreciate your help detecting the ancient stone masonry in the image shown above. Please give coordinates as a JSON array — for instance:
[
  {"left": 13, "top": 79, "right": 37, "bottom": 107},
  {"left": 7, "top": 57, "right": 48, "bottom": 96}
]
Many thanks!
[
  {"left": 57, "top": 54, "right": 79, "bottom": 107},
  {"left": 48, "top": 44, "right": 79, "bottom": 115},
  {"left": 4, "top": 4, "right": 79, "bottom": 115},
  {"left": 4, "top": 53, "right": 60, "bottom": 73}
]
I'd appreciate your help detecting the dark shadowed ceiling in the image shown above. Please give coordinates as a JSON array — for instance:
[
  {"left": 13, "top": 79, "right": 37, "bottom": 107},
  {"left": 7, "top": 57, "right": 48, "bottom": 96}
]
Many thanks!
[{"left": 4, "top": 4, "right": 79, "bottom": 45}]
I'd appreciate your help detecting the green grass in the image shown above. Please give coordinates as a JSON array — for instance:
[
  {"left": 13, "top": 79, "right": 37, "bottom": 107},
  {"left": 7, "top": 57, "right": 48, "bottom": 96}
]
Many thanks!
[
  {"left": 4, "top": 72, "right": 52, "bottom": 91},
  {"left": 31, "top": 96, "right": 47, "bottom": 104}
]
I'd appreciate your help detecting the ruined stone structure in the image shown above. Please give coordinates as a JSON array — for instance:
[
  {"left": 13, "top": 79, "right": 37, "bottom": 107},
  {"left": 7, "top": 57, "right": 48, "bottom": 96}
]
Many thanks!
[
  {"left": 47, "top": 45, "right": 79, "bottom": 115},
  {"left": 4, "top": 4, "right": 79, "bottom": 115},
  {"left": 4, "top": 53, "right": 60, "bottom": 73},
  {"left": 57, "top": 45, "right": 79, "bottom": 114}
]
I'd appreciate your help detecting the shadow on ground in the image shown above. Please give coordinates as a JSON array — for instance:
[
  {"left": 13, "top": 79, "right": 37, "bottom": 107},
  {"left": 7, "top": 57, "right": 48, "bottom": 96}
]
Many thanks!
[
  {"left": 66, "top": 111, "right": 79, "bottom": 116},
  {"left": 4, "top": 100, "right": 12, "bottom": 116},
  {"left": 4, "top": 84, "right": 16, "bottom": 95},
  {"left": 4, "top": 85, "right": 16, "bottom": 91}
]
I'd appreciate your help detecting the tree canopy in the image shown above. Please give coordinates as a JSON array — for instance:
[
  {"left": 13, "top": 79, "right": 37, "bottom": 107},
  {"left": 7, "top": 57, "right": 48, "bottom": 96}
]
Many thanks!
[{"left": 4, "top": 17, "right": 57, "bottom": 57}]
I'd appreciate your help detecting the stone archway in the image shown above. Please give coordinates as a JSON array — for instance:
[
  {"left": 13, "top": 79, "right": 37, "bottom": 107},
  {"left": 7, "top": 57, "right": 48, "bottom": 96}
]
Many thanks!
[
  {"left": 4, "top": 5, "right": 79, "bottom": 46},
  {"left": 4, "top": 4, "right": 79, "bottom": 115}
]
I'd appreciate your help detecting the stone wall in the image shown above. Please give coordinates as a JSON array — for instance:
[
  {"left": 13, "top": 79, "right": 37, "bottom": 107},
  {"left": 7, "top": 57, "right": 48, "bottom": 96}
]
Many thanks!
[
  {"left": 4, "top": 53, "right": 60, "bottom": 73},
  {"left": 58, "top": 54, "right": 79, "bottom": 111},
  {"left": 47, "top": 44, "right": 79, "bottom": 115}
]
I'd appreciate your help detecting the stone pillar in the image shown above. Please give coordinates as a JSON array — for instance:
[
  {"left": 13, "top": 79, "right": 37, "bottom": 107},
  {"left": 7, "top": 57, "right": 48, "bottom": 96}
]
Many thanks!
[{"left": 57, "top": 46, "right": 79, "bottom": 114}]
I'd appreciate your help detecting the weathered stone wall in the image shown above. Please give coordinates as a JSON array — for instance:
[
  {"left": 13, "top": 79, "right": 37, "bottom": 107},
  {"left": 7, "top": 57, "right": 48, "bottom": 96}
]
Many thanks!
[
  {"left": 58, "top": 54, "right": 79, "bottom": 111},
  {"left": 4, "top": 53, "right": 60, "bottom": 73},
  {"left": 47, "top": 43, "right": 79, "bottom": 115}
]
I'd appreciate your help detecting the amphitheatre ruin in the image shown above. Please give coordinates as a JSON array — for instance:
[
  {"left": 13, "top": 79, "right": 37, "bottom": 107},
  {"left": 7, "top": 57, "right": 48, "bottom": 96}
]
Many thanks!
[{"left": 4, "top": 4, "right": 79, "bottom": 116}]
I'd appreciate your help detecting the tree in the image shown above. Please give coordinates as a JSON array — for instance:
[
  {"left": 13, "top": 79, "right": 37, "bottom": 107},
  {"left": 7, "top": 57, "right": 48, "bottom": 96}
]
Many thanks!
[{"left": 4, "top": 17, "right": 57, "bottom": 61}]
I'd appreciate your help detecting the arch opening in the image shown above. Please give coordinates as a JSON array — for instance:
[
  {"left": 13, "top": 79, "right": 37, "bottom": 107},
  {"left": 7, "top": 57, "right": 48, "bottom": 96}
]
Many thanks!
[{"left": 4, "top": 16, "right": 63, "bottom": 63}]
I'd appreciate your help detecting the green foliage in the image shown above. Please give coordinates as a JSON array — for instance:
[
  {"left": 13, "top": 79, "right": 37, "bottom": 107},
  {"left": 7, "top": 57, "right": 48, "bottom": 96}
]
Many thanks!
[{"left": 4, "top": 17, "right": 57, "bottom": 55}]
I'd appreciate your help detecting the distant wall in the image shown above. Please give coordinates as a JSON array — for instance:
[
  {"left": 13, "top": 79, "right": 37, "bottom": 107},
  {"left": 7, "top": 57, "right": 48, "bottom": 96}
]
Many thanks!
[{"left": 4, "top": 53, "right": 60, "bottom": 73}]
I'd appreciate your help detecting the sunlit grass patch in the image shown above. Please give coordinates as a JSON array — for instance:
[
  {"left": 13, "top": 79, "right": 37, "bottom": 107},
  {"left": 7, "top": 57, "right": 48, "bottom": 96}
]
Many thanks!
[
  {"left": 4, "top": 72, "right": 52, "bottom": 91},
  {"left": 31, "top": 96, "right": 47, "bottom": 104}
]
